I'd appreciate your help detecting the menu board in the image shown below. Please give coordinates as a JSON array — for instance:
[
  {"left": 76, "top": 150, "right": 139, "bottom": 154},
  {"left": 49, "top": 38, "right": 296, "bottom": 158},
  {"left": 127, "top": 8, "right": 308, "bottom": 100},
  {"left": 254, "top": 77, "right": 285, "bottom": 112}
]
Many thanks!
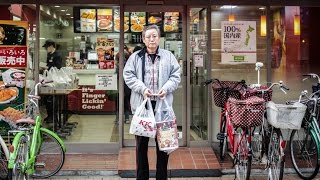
[
  {"left": 113, "top": 8, "right": 129, "bottom": 32},
  {"left": 80, "top": 9, "right": 96, "bottom": 32},
  {"left": 148, "top": 12, "right": 163, "bottom": 26},
  {"left": 130, "top": 12, "right": 146, "bottom": 32},
  {"left": 97, "top": 9, "right": 113, "bottom": 32},
  {"left": 164, "top": 12, "right": 180, "bottom": 32},
  {"left": 96, "top": 37, "right": 115, "bottom": 69},
  {"left": 0, "top": 21, "right": 28, "bottom": 134}
]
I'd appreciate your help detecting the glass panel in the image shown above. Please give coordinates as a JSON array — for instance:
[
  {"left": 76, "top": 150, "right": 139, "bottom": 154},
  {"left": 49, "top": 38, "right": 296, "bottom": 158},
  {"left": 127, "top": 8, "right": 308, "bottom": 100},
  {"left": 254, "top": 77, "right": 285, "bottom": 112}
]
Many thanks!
[
  {"left": 210, "top": 6, "right": 267, "bottom": 139},
  {"left": 39, "top": 5, "right": 120, "bottom": 143},
  {"left": 123, "top": 10, "right": 183, "bottom": 141},
  {"left": 189, "top": 8, "right": 208, "bottom": 141}
]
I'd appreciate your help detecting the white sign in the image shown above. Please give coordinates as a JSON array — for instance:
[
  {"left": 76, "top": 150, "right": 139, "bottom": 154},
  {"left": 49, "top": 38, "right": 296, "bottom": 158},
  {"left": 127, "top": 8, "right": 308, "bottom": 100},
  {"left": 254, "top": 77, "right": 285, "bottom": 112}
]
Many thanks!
[
  {"left": 95, "top": 74, "right": 117, "bottom": 90},
  {"left": 194, "top": 54, "right": 204, "bottom": 67},
  {"left": 221, "top": 21, "right": 256, "bottom": 64}
]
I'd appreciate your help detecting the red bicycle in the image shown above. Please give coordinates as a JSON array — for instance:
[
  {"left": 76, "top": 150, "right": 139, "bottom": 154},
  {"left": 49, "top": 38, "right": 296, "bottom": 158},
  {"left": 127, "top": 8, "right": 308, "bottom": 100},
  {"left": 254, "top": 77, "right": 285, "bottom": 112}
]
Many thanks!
[{"left": 204, "top": 79, "right": 265, "bottom": 180}]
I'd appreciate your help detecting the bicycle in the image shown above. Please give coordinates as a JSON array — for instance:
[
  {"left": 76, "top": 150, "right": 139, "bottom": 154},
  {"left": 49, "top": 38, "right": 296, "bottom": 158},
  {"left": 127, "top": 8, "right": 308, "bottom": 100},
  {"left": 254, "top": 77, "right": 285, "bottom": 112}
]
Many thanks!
[
  {"left": 203, "top": 78, "right": 247, "bottom": 160},
  {"left": 264, "top": 88, "right": 306, "bottom": 180},
  {"left": 204, "top": 78, "right": 266, "bottom": 180},
  {"left": 0, "top": 82, "right": 17, "bottom": 179},
  {"left": 288, "top": 89, "right": 320, "bottom": 179},
  {"left": 7, "top": 80, "right": 66, "bottom": 179}
]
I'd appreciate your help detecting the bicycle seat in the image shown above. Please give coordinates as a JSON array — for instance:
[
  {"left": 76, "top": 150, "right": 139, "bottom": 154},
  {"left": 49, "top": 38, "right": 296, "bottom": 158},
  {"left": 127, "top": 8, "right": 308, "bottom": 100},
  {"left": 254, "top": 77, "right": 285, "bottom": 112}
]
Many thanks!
[{"left": 16, "top": 117, "right": 35, "bottom": 125}]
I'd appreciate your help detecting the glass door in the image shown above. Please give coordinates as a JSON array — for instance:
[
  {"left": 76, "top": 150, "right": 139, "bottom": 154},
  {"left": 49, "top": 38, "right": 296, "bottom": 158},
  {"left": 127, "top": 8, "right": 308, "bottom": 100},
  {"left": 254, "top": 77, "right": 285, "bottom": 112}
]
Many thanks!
[{"left": 122, "top": 5, "right": 186, "bottom": 146}]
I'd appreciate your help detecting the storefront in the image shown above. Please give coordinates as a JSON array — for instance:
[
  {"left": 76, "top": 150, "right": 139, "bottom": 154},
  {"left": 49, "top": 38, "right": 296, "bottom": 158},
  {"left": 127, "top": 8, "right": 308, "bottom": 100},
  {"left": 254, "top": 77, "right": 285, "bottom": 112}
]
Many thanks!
[{"left": 0, "top": 0, "right": 319, "bottom": 153}]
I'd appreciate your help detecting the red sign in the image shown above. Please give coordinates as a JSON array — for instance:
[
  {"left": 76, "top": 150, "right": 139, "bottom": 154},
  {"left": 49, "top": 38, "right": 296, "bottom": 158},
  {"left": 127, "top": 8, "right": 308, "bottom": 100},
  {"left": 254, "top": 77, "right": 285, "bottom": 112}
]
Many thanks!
[{"left": 0, "top": 47, "right": 27, "bottom": 68}]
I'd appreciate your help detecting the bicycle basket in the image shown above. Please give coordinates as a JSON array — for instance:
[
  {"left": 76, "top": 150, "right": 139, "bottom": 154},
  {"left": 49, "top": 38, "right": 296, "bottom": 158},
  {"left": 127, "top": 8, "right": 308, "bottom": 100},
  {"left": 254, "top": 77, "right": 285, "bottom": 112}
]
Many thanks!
[
  {"left": 243, "top": 86, "right": 272, "bottom": 102},
  {"left": 266, "top": 101, "right": 307, "bottom": 130},
  {"left": 227, "top": 96, "right": 265, "bottom": 128},
  {"left": 212, "top": 81, "right": 246, "bottom": 108}
]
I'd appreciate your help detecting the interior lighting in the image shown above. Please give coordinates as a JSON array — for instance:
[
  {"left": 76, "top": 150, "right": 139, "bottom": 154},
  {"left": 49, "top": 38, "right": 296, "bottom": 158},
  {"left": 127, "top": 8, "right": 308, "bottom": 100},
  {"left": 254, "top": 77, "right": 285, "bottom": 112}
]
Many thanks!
[
  {"left": 260, "top": 15, "right": 267, "bottom": 36},
  {"left": 228, "top": 14, "right": 235, "bottom": 22},
  {"left": 294, "top": 14, "right": 301, "bottom": 35}
]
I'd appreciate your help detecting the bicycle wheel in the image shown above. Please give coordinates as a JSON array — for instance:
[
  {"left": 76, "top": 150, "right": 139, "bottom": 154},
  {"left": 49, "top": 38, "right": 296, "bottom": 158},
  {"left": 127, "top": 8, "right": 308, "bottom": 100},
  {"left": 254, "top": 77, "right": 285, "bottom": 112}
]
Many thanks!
[
  {"left": 235, "top": 128, "right": 252, "bottom": 180},
  {"left": 0, "top": 143, "right": 8, "bottom": 179},
  {"left": 267, "top": 128, "right": 284, "bottom": 180},
  {"left": 251, "top": 126, "right": 262, "bottom": 162},
  {"left": 30, "top": 130, "right": 65, "bottom": 178},
  {"left": 219, "top": 115, "right": 227, "bottom": 160},
  {"left": 8, "top": 135, "right": 29, "bottom": 180},
  {"left": 290, "top": 128, "right": 320, "bottom": 179}
]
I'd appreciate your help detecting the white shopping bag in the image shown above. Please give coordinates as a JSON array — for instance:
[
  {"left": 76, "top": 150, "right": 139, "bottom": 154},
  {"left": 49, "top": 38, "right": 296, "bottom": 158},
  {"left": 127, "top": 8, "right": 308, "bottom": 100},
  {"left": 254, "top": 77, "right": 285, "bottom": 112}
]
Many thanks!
[
  {"left": 155, "top": 99, "right": 179, "bottom": 154},
  {"left": 129, "top": 98, "right": 156, "bottom": 138}
]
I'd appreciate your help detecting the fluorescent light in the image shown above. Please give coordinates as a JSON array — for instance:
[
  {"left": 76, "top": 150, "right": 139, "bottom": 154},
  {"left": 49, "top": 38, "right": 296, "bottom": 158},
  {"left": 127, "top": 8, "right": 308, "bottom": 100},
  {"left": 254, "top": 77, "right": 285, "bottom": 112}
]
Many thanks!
[
  {"left": 259, "top": 7, "right": 265, "bottom": 10},
  {"left": 60, "top": 9, "right": 66, "bottom": 12},
  {"left": 220, "top": 5, "right": 237, "bottom": 9},
  {"left": 39, "top": 38, "right": 46, "bottom": 40},
  {"left": 70, "top": 17, "right": 74, "bottom": 19},
  {"left": 211, "top": 28, "right": 221, "bottom": 31},
  {"left": 66, "top": 13, "right": 71, "bottom": 15},
  {"left": 54, "top": 6, "right": 60, "bottom": 7}
]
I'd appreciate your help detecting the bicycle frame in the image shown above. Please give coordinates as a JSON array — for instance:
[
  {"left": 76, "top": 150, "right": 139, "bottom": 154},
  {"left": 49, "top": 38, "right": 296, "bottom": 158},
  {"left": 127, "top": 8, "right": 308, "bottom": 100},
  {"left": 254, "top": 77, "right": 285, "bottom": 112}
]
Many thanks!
[
  {"left": 8, "top": 115, "right": 66, "bottom": 175},
  {"left": 0, "top": 135, "right": 8, "bottom": 160},
  {"left": 307, "top": 116, "right": 320, "bottom": 162}
]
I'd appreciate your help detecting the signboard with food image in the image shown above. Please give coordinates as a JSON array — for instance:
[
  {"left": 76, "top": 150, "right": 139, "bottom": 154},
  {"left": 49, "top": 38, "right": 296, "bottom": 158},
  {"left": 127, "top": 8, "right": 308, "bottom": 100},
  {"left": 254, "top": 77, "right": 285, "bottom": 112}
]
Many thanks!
[
  {"left": 96, "top": 37, "right": 114, "bottom": 69},
  {"left": 97, "top": 9, "right": 113, "bottom": 32},
  {"left": 147, "top": 12, "right": 162, "bottom": 26},
  {"left": 0, "top": 20, "right": 28, "bottom": 134},
  {"left": 113, "top": 8, "right": 129, "bottom": 32},
  {"left": 130, "top": 12, "right": 146, "bottom": 32},
  {"left": 80, "top": 9, "right": 96, "bottom": 32},
  {"left": 164, "top": 12, "right": 180, "bottom": 33}
]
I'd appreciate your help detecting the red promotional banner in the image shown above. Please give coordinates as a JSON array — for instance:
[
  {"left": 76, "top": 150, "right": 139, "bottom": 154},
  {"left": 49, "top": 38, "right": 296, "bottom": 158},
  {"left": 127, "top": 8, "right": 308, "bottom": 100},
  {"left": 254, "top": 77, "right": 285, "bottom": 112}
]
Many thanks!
[{"left": 0, "top": 46, "right": 27, "bottom": 68}]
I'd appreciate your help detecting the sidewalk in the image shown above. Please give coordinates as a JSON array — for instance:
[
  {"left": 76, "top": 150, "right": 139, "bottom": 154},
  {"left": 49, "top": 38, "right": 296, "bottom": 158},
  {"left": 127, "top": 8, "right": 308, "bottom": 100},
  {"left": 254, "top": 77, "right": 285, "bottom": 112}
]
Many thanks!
[{"left": 35, "top": 174, "right": 311, "bottom": 180}]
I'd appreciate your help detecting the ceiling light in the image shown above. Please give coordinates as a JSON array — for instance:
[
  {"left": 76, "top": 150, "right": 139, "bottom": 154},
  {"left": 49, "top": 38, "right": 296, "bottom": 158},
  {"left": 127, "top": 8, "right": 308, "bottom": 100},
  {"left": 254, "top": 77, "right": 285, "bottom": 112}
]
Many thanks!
[
  {"left": 54, "top": 6, "right": 60, "bottom": 8},
  {"left": 70, "top": 17, "right": 74, "bottom": 19},
  {"left": 66, "top": 13, "right": 71, "bottom": 15},
  {"left": 60, "top": 9, "right": 66, "bottom": 12},
  {"left": 220, "top": 5, "right": 237, "bottom": 9},
  {"left": 259, "top": 7, "right": 265, "bottom": 10}
]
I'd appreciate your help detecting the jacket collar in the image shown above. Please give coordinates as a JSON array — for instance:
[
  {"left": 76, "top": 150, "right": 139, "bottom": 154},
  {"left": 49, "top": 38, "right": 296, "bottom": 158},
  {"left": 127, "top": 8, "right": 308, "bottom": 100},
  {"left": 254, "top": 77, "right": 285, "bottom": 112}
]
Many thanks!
[{"left": 137, "top": 46, "right": 160, "bottom": 58}]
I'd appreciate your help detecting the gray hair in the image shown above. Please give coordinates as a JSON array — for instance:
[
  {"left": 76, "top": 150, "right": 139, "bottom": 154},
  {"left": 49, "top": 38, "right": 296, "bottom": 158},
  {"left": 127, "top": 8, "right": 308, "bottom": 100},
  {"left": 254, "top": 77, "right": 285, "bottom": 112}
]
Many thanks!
[{"left": 142, "top": 25, "right": 161, "bottom": 38}]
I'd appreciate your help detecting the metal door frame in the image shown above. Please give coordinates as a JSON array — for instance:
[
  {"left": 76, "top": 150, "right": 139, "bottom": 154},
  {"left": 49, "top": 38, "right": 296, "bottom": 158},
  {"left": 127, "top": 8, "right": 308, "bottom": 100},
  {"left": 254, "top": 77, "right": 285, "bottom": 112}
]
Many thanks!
[{"left": 121, "top": 5, "right": 188, "bottom": 147}]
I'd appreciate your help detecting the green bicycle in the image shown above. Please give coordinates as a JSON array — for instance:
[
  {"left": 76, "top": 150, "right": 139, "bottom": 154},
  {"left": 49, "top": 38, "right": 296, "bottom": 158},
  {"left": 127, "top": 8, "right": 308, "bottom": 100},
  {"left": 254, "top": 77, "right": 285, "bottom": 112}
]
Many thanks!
[
  {"left": 289, "top": 89, "right": 320, "bottom": 180},
  {"left": 8, "top": 81, "right": 66, "bottom": 179}
]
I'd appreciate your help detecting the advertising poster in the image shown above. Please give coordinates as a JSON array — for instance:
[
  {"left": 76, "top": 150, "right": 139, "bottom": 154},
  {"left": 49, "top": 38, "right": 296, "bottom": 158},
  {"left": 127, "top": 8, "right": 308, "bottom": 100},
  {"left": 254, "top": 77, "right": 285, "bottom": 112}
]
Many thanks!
[
  {"left": 113, "top": 8, "right": 129, "bottom": 32},
  {"left": 130, "top": 12, "right": 145, "bottom": 32},
  {"left": 147, "top": 12, "right": 162, "bottom": 27},
  {"left": 164, "top": 12, "right": 179, "bottom": 32},
  {"left": 97, "top": 9, "right": 113, "bottom": 32},
  {"left": 221, "top": 21, "right": 256, "bottom": 64},
  {"left": 80, "top": 9, "right": 96, "bottom": 32},
  {"left": 96, "top": 37, "right": 114, "bottom": 69},
  {"left": 0, "top": 21, "right": 28, "bottom": 135}
]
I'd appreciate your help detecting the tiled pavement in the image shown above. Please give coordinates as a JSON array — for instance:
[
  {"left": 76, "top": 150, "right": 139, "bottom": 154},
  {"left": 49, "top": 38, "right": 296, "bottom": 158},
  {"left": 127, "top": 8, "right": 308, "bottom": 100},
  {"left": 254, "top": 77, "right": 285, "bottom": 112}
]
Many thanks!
[{"left": 54, "top": 147, "right": 320, "bottom": 179}]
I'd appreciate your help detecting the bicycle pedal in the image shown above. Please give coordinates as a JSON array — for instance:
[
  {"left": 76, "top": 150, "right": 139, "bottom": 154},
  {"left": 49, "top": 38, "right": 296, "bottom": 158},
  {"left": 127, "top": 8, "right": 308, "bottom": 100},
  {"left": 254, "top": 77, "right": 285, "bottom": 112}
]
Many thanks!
[
  {"left": 216, "top": 133, "right": 225, "bottom": 141},
  {"left": 35, "top": 162, "right": 45, "bottom": 168}
]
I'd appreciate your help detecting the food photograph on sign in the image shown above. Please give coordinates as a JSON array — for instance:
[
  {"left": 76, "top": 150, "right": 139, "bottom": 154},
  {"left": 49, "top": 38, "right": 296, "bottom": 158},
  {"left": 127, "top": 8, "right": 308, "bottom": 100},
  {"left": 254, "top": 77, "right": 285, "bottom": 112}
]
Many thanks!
[
  {"left": 0, "top": 24, "right": 27, "bottom": 46},
  {"left": 96, "top": 38, "right": 114, "bottom": 69},
  {"left": 164, "top": 12, "right": 180, "bottom": 32},
  {"left": 80, "top": 9, "right": 96, "bottom": 32},
  {"left": 0, "top": 68, "right": 26, "bottom": 125},
  {"left": 148, "top": 12, "right": 162, "bottom": 25},
  {"left": 130, "top": 12, "right": 146, "bottom": 32},
  {"left": 97, "top": 9, "right": 113, "bottom": 32},
  {"left": 114, "top": 8, "right": 129, "bottom": 32}
]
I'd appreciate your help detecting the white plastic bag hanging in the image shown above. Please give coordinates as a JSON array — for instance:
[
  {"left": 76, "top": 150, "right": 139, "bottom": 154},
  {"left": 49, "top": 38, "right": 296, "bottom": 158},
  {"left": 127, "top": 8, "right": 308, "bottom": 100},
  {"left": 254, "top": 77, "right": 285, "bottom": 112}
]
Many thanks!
[
  {"left": 129, "top": 98, "right": 157, "bottom": 138},
  {"left": 155, "top": 99, "right": 179, "bottom": 154}
]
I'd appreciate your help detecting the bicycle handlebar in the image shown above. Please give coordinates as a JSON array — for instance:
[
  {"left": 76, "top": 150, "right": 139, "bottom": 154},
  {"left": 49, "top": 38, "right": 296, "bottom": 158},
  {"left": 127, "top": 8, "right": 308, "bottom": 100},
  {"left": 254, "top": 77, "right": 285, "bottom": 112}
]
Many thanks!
[
  {"left": 302, "top": 73, "right": 320, "bottom": 84},
  {"left": 253, "top": 81, "right": 289, "bottom": 94}
]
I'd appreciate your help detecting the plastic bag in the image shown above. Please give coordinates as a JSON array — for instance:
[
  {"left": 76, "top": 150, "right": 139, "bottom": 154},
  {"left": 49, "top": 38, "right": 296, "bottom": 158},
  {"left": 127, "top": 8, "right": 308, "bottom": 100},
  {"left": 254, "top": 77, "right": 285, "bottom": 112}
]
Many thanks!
[
  {"left": 129, "top": 98, "right": 156, "bottom": 138},
  {"left": 155, "top": 99, "right": 179, "bottom": 154}
]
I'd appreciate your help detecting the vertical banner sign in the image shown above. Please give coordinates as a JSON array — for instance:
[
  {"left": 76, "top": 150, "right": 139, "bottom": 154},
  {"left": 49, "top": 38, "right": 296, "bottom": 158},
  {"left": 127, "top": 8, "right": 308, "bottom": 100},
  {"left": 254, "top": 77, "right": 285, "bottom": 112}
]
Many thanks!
[
  {"left": 0, "top": 21, "right": 28, "bottom": 135},
  {"left": 221, "top": 21, "right": 256, "bottom": 64}
]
